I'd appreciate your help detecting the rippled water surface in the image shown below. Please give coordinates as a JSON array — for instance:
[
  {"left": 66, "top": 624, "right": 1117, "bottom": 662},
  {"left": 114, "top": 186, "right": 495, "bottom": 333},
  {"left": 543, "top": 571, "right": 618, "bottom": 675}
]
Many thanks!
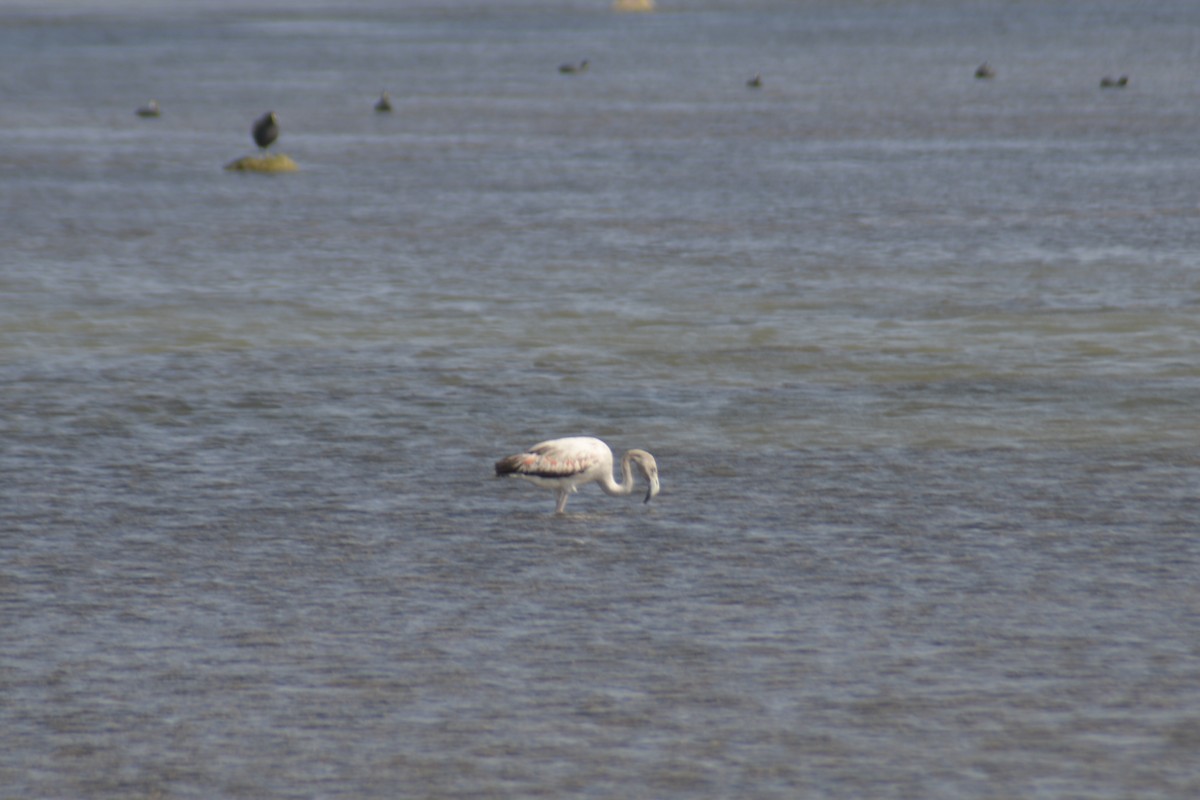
[{"left": 3, "top": 1, "right": 1200, "bottom": 798}]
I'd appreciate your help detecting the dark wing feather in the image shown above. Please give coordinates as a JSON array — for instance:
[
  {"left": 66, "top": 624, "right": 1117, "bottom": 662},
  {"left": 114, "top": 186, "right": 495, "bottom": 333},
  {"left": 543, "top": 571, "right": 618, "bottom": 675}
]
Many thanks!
[{"left": 495, "top": 445, "right": 591, "bottom": 479}]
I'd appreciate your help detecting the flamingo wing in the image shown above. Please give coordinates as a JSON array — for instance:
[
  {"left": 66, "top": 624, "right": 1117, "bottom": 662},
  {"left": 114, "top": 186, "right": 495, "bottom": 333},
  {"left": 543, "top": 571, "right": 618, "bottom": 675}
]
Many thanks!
[{"left": 495, "top": 438, "right": 601, "bottom": 479}]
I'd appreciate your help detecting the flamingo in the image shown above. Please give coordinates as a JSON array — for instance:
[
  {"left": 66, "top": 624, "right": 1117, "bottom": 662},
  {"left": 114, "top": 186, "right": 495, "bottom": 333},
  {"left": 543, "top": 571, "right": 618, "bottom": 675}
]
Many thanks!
[{"left": 495, "top": 436, "right": 660, "bottom": 513}]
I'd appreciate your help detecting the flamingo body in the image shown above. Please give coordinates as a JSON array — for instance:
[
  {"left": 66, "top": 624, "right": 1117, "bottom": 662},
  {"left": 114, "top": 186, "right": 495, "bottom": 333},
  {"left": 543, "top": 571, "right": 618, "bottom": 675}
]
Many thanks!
[{"left": 495, "top": 436, "right": 659, "bottom": 513}]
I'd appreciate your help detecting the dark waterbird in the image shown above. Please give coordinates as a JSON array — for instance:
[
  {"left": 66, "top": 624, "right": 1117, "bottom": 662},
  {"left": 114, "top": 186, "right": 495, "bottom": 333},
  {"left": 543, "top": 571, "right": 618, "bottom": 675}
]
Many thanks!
[
  {"left": 375, "top": 91, "right": 393, "bottom": 112},
  {"left": 252, "top": 111, "right": 279, "bottom": 150},
  {"left": 559, "top": 59, "right": 589, "bottom": 74}
]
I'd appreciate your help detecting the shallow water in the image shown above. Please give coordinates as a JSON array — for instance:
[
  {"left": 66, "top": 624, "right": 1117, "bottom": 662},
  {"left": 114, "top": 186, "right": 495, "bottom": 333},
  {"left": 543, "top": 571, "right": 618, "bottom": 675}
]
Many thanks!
[{"left": 3, "top": 1, "right": 1200, "bottom": 798}]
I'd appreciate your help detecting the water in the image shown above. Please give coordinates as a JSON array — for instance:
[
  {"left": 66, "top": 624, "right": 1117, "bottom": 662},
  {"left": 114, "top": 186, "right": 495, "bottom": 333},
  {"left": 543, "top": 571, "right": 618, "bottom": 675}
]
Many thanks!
[{"left": 3, "top": 1, "right": 1200, "bottom": 797}]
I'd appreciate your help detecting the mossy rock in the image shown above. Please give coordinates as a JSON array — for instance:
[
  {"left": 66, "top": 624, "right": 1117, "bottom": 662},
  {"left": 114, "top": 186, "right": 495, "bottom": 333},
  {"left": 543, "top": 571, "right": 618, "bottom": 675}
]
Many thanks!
[
  {"left": 613, "top": 0, "right": 654, "bottom": 10},
  {"left": 225, "top": 153, "right": 298, "bottom": 173}
]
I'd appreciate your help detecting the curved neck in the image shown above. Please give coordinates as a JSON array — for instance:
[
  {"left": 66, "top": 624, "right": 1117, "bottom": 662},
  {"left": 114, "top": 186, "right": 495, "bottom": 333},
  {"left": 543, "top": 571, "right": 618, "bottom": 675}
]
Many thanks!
[{"left": 597, "top": 453, "right": 635, "bottom": 497}]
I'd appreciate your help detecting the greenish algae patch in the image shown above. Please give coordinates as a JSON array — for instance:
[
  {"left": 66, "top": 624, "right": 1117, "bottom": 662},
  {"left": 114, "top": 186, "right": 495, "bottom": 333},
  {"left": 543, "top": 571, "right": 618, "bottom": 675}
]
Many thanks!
[{"left": 225, "top": 154, "right": 298, "bottom": 173}]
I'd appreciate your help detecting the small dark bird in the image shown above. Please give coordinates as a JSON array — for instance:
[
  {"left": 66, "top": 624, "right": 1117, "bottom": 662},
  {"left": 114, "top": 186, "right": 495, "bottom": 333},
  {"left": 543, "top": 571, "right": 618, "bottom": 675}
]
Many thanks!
[
  {"left": 252, "top": 111, "right": 279, "bottom": 150},
  {"left": 559, "top": 59, "right": 589, "bottom": 74},
  {"left": 975, "top": 62, "right": 996, "bottom": 79},
  {"left": 1100, "top": 75, "right": 1129, "bottom": 89},
  {"left": 136, "top": 100, "right": 161, "bottom": 118},
  {"left": 375, "top": 91, "right": 393, "bottom": 112},
  {"left": 746, "top": 73, "right": 762, "bottom": 89}
]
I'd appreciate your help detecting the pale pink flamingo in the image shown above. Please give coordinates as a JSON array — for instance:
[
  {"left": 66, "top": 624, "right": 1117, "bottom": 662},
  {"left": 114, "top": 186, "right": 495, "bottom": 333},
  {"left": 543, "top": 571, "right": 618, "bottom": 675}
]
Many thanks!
[{"left": 495, "top": 436, "right": 660, "bottom": 513}]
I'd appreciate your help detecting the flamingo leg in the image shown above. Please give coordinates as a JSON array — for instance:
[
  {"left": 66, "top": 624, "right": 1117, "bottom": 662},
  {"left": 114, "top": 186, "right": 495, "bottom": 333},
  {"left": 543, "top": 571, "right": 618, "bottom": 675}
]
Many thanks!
[{"left": 555, "top": 489, "right": 569, "bottom": 514}]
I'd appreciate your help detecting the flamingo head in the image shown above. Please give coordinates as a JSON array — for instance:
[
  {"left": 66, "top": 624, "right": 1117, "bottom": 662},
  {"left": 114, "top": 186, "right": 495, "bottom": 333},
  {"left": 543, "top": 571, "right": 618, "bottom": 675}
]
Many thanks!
[{"left": 628, "top": 449, "right": 660, "bottom": 503}]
